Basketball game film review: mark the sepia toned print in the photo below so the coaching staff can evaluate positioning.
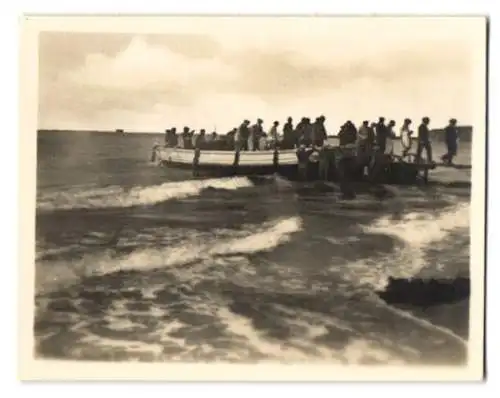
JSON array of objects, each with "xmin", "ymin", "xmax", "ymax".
[{"xmin": 19, "ymin": 16, "xmax": 486, "ymax": 381}]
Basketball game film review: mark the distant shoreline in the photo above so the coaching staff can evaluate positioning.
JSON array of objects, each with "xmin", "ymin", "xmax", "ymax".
[
  {"xmin": 36, "ymin": 129, "xmax": 339, "ymax": 139},
  {"xmin": 37, "ymin": 126, "xmax": 474, "ymax": 142}
]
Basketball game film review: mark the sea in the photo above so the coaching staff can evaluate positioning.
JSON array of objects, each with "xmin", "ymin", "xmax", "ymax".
[{"xmin": 34, "ymin": 131, "xmax": 472, "ymax": 365}]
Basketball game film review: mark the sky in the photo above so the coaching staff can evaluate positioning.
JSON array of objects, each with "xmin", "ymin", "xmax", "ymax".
[{"xmin": 37, "ymin": 16, "xmax": 486, "ymax": 134}]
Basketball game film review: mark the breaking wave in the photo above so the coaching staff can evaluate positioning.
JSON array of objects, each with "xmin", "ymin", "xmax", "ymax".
[
  {"xmin": 333, "ymin": 202, "xmax": 470, "ymax": 291},
  {"xmin": 34, "ymin": 133, "xmax": 473, "ymax": 364},
  {"xmin": 36, "ymin": 177, "xmax": 254, "ymax": 211},
  {"xmin": 35, "ymin": 216, "xmax": 303, "ymax": 295}
]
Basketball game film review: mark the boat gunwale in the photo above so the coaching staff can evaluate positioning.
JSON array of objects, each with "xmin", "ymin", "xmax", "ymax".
[{"xmin": 156, "ymin": 147, "xmax": 299, "ymax": 156}]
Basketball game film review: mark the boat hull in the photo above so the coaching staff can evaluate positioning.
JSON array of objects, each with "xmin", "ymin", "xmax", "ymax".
[
  {"xmin": 154, "ymin": 146, "xmax": 298, "ymax": 177},
  {"xmin": 152, "ymin": 146, "xmax": 435, "ymax": 185},
  {"xmin": 159, "ymin": 159, "xmax": 298, "ymax": 178},
  {"xmin": 156, "ymin": 147, "xmax": 297, "ymax": 166}
]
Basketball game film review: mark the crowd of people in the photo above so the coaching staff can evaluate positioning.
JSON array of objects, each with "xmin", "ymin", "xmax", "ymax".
[{"xmin": 163, "ymin": 115, "xmax": 460, "ymax": 165}]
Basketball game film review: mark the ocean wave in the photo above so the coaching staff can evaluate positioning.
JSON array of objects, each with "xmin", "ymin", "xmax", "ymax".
[
  {"xmin": 213, "ymin": 306, "xmax": 407, "ymax": 364},
  {"xmin": 36, "ymin": 280, "xmax": 466, "ymax": 363},
  {"xmin": 364, "ymin": 202, "xmax": 469, "ymax": 251},
  {"xmin": 35, "ymin": 216, "xmax": 303, "ymax": 295},
  {"xmin": 334, "ymin": 202, "xmax": 470, "ymax": 291},
  {"xmin": 36, "ymin": 177, "xmax": 254, "ymax": 211}
]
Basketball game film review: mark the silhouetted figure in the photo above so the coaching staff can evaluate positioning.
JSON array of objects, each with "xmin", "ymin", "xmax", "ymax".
[
  {"xmin": 387, "ymin": 120, "xmax": 396, "ymax": 137},
  {"xmin": 312, "ymin": 115, "xmax": 327, "ymax": 147},
  {"xmin": 357, "ymin": 120, "xmax": 370, "ymax": 142},
  {"xmin": 369, "ymin": 122, "xmax": 377, "ymax": 138},
  {"xmin": 165, "ymin": 127, "xmax": 178, "ymax": 147},
  {"xmin": 180, "ymin": 127, "xmax": 193, "ymax": 149},
  {"xmin": 205, "ymin": 131, "xmax": 219, "ymax": 149},
  {"xmin": 225, "ymin": 128, "xmax": 237, "ymax": 150},
  {"xmin": 188, "ymin": 130, "xmax": 195, "ymax": 148},
  {"xmin": 235, "ymin": 120, "xmax": 250, "ymax": 151},
  {"xmin": 400, "ymin": 118, "xmax": 413, "ymax": 158},
  {"xmin": 268, "ymin": 121, "xmax": 280, "ymax": 149},
  {"xmin": 177, "ymin": 127, "xmax": 188, "ymax": 149},
  {"xmin": 416, "ymin": 117, "xmax": 433, "ymax": 163},
  {"xmin": 282, "ymin": 117, "xmax": 295, "ymax": 149},
  {"xmin": 249, "ymin": 118, "xmax": 264, "ymax": 151},
  {"xmin": 192, "ymin": 129, "xmax": 206, "ymax": 149},
  {"xmin": 368, "ymin": 118, "xmax": 394, "ymax": 182},
  {"xmin": 190, "ymin": 129, "xmax": 205, "ymax": 176},
  {"xmin": 356, "ymin": 120, "xmax": 373, "ymax": 167},
  {"xmin": 337, "ymin": 121, "xmax": 359, "ymax": 193},
  {"xmin": 296, "ymin": 145, "xmax": 312, "ymax": 181},
  {"xmin": 375, "ymin": 117, "xmax": 388, "ymax": 153},
  {"xmin": 299, "ymin": 118, "xmax": 314, "ymax": 146},
  {"xmin": 386, "ymin": 120, "xmax": 396, "ymax": 155},
  {"xmin": 295, "ymin": 117, "xmax": 307, "ymax": 146},
  {"xmin": 441, "ymin": 118, "xmax": 459, "ymax": 165},
  {"xmin": 338, "ymin": 121, "xmax": 357, "ymax": 146},
  {"xmin": 209, "ymin": 131, "xmax": 217, "ymax": 141}
]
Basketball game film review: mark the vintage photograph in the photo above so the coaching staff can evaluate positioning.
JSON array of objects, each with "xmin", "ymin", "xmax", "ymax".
[{"xmin": 20, "ymin": 15, "xmax": 486, "ymax": 380}]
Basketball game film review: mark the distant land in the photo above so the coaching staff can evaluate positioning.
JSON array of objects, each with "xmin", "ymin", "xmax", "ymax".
[
  {"xmin": 37, "ymin": 129, "xmax": 163, "ymax": 136},
  {"xmin": 37, "ymin": 125, "xmax": 473, "ymax": 142}
]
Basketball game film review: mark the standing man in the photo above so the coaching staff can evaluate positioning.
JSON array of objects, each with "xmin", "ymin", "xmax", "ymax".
[
  {"xmin": 225, "ymin": 128, "xmax": 237, "ymax": 150},
  {"xmin": 249, "ymin": 118, "xmax": 264, "ymax": 151},
  {"xmin": 312, "ymin": 115, "xmax": 328, "ymax": 147},
  {"xmin": 192, "ymin": 129, "xmax": 206, "ymax": 149},
  {"xmin": 181, "ymin": 127, "xmax": 192, "ymax": 149},
  {"xmin": 441, "ymin": 118, "xmax": 459, "ymax": 165},
  {"xmin": 299, "ymin": 118, "xmax": 314, "ymax": 147},
  {"xmin": 295, "ymin": 117, "xmax": 307, "ymax": 146},
  {"xmin": 400, "ymin": 118, "xmax": 413, "ymax": 158},
  {"xmin": 356, "ymin": 120, "xmax": 373, "ymax": 165},
  {"xmin": 416, "ymin": 116, "xmax": 433, "ymax": 163},
  {"xmin": 165, "ymin": 127, "xmax": 178, "ymax": 147},
  {"xmin": 282, "ymin": 117, "xmax": 295, "ymax": 149},
  {"xmin": 236, "ymin": 120, "xmax": 250, "ymax": 151},
  {"xmin": 385, "ymin": 120, "xmax": 396, "ymax": 156},
  {"xmin": 164, "ymin": 128, "xmax": 170, "ymax": 145},
  {"xmin": 375, "ymin": 117, "xmax": 388, "ymax": 153},
  {"xmin": 268, "ymin": 120, "xmax": 280, "ymax": 149}
]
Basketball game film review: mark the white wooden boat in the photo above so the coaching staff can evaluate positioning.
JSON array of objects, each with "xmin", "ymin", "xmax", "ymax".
[
  {"xmin": 151, "ymin": 144, "xmax": 436, "ymax": 184},
  {"xmin": 154, "ymin": 146, "xmax": 298, "ymax": 168}
]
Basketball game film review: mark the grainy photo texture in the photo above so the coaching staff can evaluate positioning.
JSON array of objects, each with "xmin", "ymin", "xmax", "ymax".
[{"xmin": 19, "ymin": 16, "xmax": 486, "ymax": 381}]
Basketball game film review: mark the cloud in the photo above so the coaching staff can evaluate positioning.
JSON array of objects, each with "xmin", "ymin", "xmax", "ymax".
[
  {"xmin": 38, "ymin": 17, "xmax": 484, "ymax": 132},
  {"xmin": 39, "ymin": 36, "xmax": 239, "ymax": 129},
  {"xmin": 62, "ymin": 37, "xmax": 238, "ymax": 92}
]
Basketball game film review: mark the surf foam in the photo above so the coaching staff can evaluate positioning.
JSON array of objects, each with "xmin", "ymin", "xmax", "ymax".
[
  {"xmin": 36, "ymin": 216, "xmax": 303, "ymax": 295},
  {"xmin": 37, "ymin": 177, "xmax": 254, "ymax": 211},
  {"xmin": 335, "ymin": 202, "xmax": 470, "ymax": 291}
]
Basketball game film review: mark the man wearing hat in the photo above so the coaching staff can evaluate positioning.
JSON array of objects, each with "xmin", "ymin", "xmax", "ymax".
[
  {"xmin": 282, "ymin": 117, "xmax": 295, "ymax": 149},
  {"xmin": 312, "ymin": 115, "xmax": 328, "ymax": 147},
  {"xmin": 178, "ymin": 126, "xmax": 191, "ymax": 149},
  {"xmin": 249, "ymin": 118, "xmax": 264, "ymax": 151},
  {"xmin": 295, "ymin": 117, "xmax": 308, "ymax": 146},
  {"xmin": 385, "ymin": 120, "xmax": 397, "ymax": 156},
  {"xmin": 192, "ymin": 128, "xmax": 206, "ymax": 150},
  {"xmin": 165, "ymin": 127, "xmax": 178, "ymax": 148},
  {"xmin": 299, "ymin": 118, "xmax": 314, "ymax": 147},
  {"xmin": 441, "ymin": 118, "xmax": 459, "ymax": 165},
  {"xmin": 236, "ymin": 120, "xmax": 251, "ymax": 151},
  {"xmin": 416, "ymin": 116, "xmax": 433, "ymax": 163},
  {"xmin": 225, "ymin": 128, "xmax": 237, "ymax": 150},
  {"xmin": 355, "ymin": 120, "xmax": 373, "ymax": 174},
  {"xmin": 267, "ymin": 120, "xmax": 280, "ymax": 150}
]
